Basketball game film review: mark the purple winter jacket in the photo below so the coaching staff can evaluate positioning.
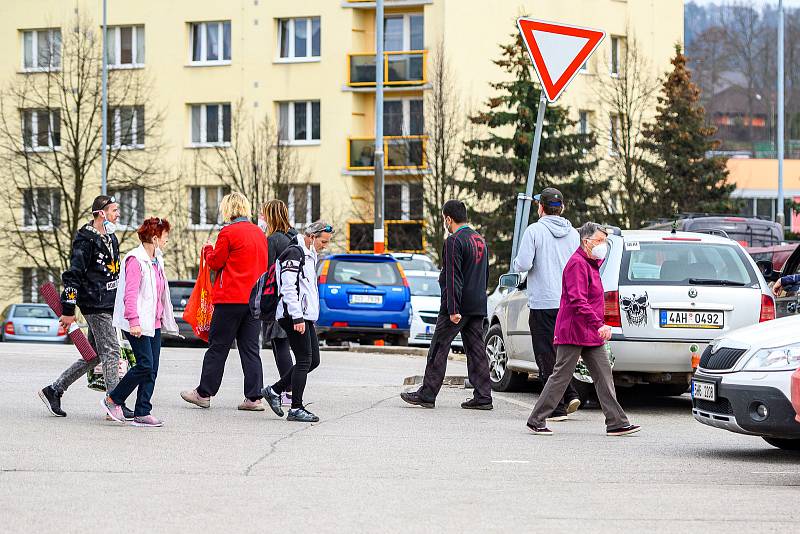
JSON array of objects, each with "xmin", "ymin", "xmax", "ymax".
[{"xmin": 553, "ymin": 247, "xmax": 606, "ymax": 347}]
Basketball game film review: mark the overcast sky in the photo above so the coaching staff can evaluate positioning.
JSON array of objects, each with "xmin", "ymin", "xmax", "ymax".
[{"xmin": 689, "ymin": 0, "xmax": 800, "ymax": 7}]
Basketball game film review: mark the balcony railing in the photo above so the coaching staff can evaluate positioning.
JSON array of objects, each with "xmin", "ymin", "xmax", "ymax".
[
  {"xmin": 348, "ymin": 50, "xmax": 427, "ymax": 87},
  {"xmin": 348, "ymin": 136, "xmax": 427, "ymax": 170}
]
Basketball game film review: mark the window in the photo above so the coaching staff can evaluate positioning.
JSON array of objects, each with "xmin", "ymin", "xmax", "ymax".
[
  {"xmin": 384, "ymin": 99, "xmax": 423, "ymax": 136},
  {"xmin": 22, "ymin": 28, "xmax": 61, "ymax": 71},
  {"xmin": 106, "ymin": 26, "xmax": 144, "ymax": 67},
  {"xmin": 107, "ymin": 106, "xmax": 145, "ymax": 148},
  {"xmin": 190, "ymin": 104, "xmax": 231, "ymax": 145},
  {"xmin": 578, "ymin": 111, "xmax": 590, "ymax": 135},
  {"xmin": 189, "ymin": 186, "xmax": 229, "ymax": 226},
  {"xmin": 191, "ymin": 21, "xmax": 231, "ymax": 64},
  {"xmin": 21, "ymin": 269, "xmax": 54, "ymax": 303},
  {"xmin": 385, "ymin": 182, "xmax": 423, "ymax": 221},
  {"xmin": 278, "ymin": 101, "xmax": 320, "ymax": 143},
  {"xmin": 111, "ymin": 187, "xmax": 145, "ymax": 228},
  {"xmin": 610, "ymin": 113, "xmax": 621, "ymax": 154},
  {"xmin": 384, "ymin": 13, "xmax": 424, "ymax": 51},
  {"xmin": 22, "ymin": 109, "xmax": 60, "ymax": 150},
  {"xmin": 610, "ymin": 36, "xmax": 622, "ymax": 76},
  {"xmin": 287, "ymin": 184, "xmax": 320, "ymax": 228},
  {"xmin": 22, "ymin": 188, "xmax": 61, "ymax": 228},
  {"xmin": 278, "ymin": 17, "xmax": 320, "ymax": 60}
]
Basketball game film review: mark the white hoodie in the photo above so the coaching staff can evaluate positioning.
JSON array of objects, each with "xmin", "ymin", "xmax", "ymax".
[{"xmin": 276, "ymin": 236, "xmax": 320, "ymax": 323}]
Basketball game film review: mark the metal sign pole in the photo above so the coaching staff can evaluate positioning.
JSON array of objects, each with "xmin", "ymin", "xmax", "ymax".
[
  {"xmin": 100, "ymin": 0, "xmax": 109, "ymax": 195},
  {"xmin": 510, "ymin": 92, "xmax": 548, "ymax": 263},
  {"xmin": 777, "ymin": 0, "xmax": 785, "ymax": 229},
  {"xmin": 373, "ymin": 0, "xmax": 385, "ymax": 253}
]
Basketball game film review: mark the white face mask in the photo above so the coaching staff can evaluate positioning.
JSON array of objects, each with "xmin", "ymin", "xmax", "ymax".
[
  {"xmin": 103, "ymin": 219, "xmax": 117, "ymax": 234},
  {"xmin": 590, "ymin": 243, "xmax": 608, "ymax": 260},
  {"xmin": 257, "ymin": 218, "xmax": 267, "ymax": 232}
]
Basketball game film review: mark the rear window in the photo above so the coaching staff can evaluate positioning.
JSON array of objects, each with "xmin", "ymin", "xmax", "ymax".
[
  {"xmin": 13, "ymin": 305, "xmax": 56, "ymax": 319},
  {"xmin": 170, "ymin": 285, "xmax": 194, "ymax": 310},
  {"xmin": 394, "ymin": 257, "xmax": 436, "ymax": 271},
  {"xmin": 621, "ymin": 242, "xmax": 758, "ymax": 286},
  {"xmin": 686, "ymin": 220, "xmax": 781, "ymax": 247},
  {"xmin": 408, "ymin": 276, "xmax": 441, "ymax": 297},
  {"xmin": 329, "ymin": 260, "xmax": 402, "ymax": 286}
]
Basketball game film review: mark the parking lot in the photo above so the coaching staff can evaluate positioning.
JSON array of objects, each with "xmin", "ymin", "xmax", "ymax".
[{"xmin": 1, "ymin": 342, "xmax": 799, "ymax": 533}]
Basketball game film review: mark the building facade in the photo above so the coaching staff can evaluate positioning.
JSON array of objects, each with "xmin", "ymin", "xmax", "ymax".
[{"xmin": 0, "ymin": 0, "xmax": 683, "ymax": 306}]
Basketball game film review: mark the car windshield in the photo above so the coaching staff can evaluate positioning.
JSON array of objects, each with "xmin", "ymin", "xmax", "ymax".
[
  {"xmin": 13, "ymin": 305, "xmax": 56, "ymax": 319},
  {"xmin": 394, "ymin": 257, "xmax": 435, "ymax": 271},
  {"xmin": 408, "ymin": 276, "xmax": 441, "ymax": 297},
  {"xmin": 621, "ymin": 242, "xmax": 758, "ymax": 286},
  {"xmin": 329, "ymin": 261, "xmax": 402, "ymax": 286},
  {"xmin": 170, "ymin": 286, "xmax": 194, "ymax": 310}
]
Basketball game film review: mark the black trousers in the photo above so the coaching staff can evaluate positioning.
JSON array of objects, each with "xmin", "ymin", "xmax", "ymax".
[
  {"xmin": 271, "ymin": 319, "xmax": 320, "ymax": 409},
  {"xmin": 271, "ymin": 337, "xmax": 293, "ymax": 390},
  {"xmin": 419, "ymin": 313, "xmax": 492, "ymax": 403},
  {"xmin": 529, "ymin": 308, "xmax": 578, "ymax": 415},
  {"xmin": 197, "ymin": 304, "xmax": 264, "ymax": 401}
]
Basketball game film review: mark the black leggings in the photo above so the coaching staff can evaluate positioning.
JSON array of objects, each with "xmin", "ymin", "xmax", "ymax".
[
  {"xmin": 271, "ymin": 319, "xmax": 320, "ymax": 409},
  {"xmin": 271, "ymin": 337, "xmax": 293, "ymax": 391}
]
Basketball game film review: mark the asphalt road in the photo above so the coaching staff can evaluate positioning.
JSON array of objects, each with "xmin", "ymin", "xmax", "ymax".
[{"xmin": 1, "ymin": 342, "xmax": 799, "ymax": 533}]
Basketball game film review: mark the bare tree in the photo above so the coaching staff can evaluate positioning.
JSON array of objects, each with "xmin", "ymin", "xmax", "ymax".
[
  {"xmin": 0, "ymin": 15, "xmax": 166, "ymax": 300},
  {"xmin": 689, "ymin": 25, "xmax": 734, "ymax": 122},
  {"xmin": 595, "ymin": 32, "xmax": 660, "ymax": 228}
]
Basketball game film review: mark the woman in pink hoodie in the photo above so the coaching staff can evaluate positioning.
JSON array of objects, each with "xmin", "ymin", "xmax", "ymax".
[
  {"xmin": 102, "ymin": 218, "xmax": 179, "ymax": 427},
  {"xmin": 526, "ymin": 222, "xmax": 640, "ymax": 437}
]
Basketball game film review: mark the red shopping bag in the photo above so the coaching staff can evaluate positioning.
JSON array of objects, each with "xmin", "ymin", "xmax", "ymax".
[{"xmin": 183, "ymin": 253, "xmax": 214, "ymax": 342}]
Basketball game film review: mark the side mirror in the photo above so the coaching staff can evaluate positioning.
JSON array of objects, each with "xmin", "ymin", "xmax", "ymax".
[
  {"xmin": 499, "ymin": 273, "xmax": 522, "ymax": 290},
  {"xmin": 756, "ymin": 260, "xmax": 777, "ymax": 282}
]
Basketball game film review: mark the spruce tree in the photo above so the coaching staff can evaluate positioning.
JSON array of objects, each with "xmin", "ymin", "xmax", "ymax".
[
  {"xmin": 638, "ymin": 45, "xmax": 733, "ymax": 219},
  {"xmin": 462, "ymin": 33, "xmax": 605, "ymax": 279}
]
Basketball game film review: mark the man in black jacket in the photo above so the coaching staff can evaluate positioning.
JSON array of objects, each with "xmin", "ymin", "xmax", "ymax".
[
  {"xmin": 401, "ymin": 200, "xmax": 493, "ymax": 409},
  {"xmin": 38, "ymin": 195, "xmax": 131, "ymax": 419}
]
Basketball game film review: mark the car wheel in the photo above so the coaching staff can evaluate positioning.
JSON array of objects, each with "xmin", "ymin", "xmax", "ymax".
[
  {"xmin": 395, "ymin": 335, "xmax": 408, "ymax": 347},
  {"xmin": 762, "ymin": 437, "xmax": 800, "ymax": 450},
  {"xmin": 485, "ymin": 324, "xmax": 527, "ymax": 392}
]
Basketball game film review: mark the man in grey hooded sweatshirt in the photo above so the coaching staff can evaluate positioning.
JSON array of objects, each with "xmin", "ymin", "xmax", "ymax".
[{"xmin": 513, "ymin": 188, "xmax": 581, "ymax": 420}]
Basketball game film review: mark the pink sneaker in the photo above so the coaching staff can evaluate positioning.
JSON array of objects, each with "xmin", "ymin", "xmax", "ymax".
[
  {"xmin": 101, "ymin": 396, "xmax": 125, "ymax": 423},
  {"xmin": 281, "ymin": 392, "xmax": 292, "ymax": 407},
  {"xmin": 132, "ymin": 415, "xmax": 163, "ymax": 427}
]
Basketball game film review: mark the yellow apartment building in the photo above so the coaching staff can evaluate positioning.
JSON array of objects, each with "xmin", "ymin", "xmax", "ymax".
[{"xmin": 0, "ymin": 0, "xmax": 683, "ymax": 306}]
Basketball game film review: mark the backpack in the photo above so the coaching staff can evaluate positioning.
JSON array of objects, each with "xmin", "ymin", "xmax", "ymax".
[{"xmin": 249, "ymin": 244, "xmax": 304, "ymax": 320}]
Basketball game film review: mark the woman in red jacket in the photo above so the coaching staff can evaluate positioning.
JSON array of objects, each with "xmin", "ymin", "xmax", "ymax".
[{"xmin": 181, "ymin": 192, "xmax": 269, "ymax": 411}]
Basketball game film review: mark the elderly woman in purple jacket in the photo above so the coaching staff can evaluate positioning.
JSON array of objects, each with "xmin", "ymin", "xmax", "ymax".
[{"xmin": 526, "ymin": 222, "xmax": 641, "ymax": 437}]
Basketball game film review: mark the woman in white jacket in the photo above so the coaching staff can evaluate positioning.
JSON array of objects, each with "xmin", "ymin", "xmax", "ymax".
[
  {"xmin": 262, "ymin": 221, "xmax": 333, "ymax": 423},
  {"xmin": 102, "ymin": 218, "xmax": 179, "ymax": 427}
]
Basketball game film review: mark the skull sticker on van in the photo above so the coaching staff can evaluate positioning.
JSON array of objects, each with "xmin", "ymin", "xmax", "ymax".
[{"xmin": 620, "ymin": 293, "xmax": 649, "ymax": 327}]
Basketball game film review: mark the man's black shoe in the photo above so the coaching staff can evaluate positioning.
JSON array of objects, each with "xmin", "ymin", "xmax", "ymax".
[
  {"xmin": 461, "ymin": 397, "xmax": 493, "ymax": 410},
  {"xmin": 38, "ymin": 386, "xmax": 66, "ymax": 417},
  {"xmin": 287, "ymin": 407, "xmax": 319, "ymax": 423},
  {"xmin": 400, "ymin": 391, "xmax": 435, "ymax": 409},
  {"xmin": 261, "ymin": 386, "xmax": 284, "ymax": 417},
  {"xmin": 122, "ymin": 406, "xmax": 135, "ymax": 421}
]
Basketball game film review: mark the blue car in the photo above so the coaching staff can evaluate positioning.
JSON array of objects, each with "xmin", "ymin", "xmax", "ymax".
[
  {"xmin": 0, "ymin": 303, "xmax": 68, "ymax": 343},
  {"xmin": 316, "ymin": 254, "xmax": 411, "ymax": 346}
]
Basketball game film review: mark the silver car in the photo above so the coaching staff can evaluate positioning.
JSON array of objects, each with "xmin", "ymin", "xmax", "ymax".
[
  {"xmin": 486, "ymin": 230, "xmax": 775, "ymax": 394},
  {"xmin": 0, "ymin": 303, "xmax": 67, "ymax": 343}
]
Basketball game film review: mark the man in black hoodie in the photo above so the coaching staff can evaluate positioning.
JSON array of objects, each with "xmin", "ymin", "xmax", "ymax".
[
  {"xmin": 38, "ymin": 195, "xmax": 132, "ymax": 419},
  {"xmin": 401, "ymin": 200, "xmax": 493, "ymax": 410}
]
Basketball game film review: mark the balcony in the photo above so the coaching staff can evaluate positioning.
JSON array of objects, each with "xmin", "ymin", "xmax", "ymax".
[
  {"xmin": 343, "ymin": 0, "xmax": 433, "ymax": 8},
  {"xmin": 348, "ymin": 136, "xmax": 427, "ymax": 170},
  {"xmin": 348, "ymin": 51, "xmax": 427, "ymax": 87}
]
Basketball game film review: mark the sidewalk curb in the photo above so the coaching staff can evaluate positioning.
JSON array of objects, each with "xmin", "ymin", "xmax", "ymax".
[{"xmin": 323, "ymin": 345, "xmax": 467, "ymax": 362}]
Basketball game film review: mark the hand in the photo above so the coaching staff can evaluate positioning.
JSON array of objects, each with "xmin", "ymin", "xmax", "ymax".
[
  {"xmin": 59, "ymin": 315, "xmax": 76, "ymax": 329},
  {"xmin": 130, "ymin": 326, "xmax": 142, "ymax": 338},
  {"xmin": 450, "ymin": 313, "xmax": 462, "ymax": 325},
  {"xmin": 294, "ymin": 322, "xmax": 306, "ymax": 334},
  {"xmin": 773, "ymin": 279, "xmax": 783, "ymax": 295},
  {"xmin": 598, "ymin": 325, "xmax": 612, "ymax": 341}
]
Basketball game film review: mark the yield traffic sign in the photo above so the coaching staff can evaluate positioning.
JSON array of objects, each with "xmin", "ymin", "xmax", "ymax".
[{"xmin": 517, "ymin": 18, "xmax": 606, "ymax": 102}]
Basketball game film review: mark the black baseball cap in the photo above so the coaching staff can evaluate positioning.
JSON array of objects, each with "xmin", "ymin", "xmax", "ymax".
[{"xmin": 533, "ymin": 187, "xmax": 564, "ymax": 207}]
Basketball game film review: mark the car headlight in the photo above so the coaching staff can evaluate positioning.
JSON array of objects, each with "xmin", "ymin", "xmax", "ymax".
[{"xmin": 743, "ymin": 343, "xmax": 800, "ymax": 371}]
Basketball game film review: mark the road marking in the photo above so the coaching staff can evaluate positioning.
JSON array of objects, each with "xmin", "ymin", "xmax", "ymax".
[{"xmin": 491, "ymin": 460, "xmax": 530, "ymax": 464}]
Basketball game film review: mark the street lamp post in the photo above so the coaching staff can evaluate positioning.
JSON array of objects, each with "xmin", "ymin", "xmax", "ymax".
[
  {"xmin": 777, "ymin": 0, "xmax": 785, "ymax": 228},
  {"xmin": 373, "ymin": 0, "xmax": 385, "ymax": 254},
  {"xmin": 100, "ymin": 0, "xmax": 109, "ymax": 196}
]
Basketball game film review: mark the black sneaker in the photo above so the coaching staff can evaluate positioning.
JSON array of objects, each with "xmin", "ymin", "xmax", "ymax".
[
  {"xmin": 461, "ymin": 397, "xmax": 493, "ymax": 410},
  {"xmin": 287, "ymin": 407, "xmax": 319, "ymax": 423},
  {"xmin": 122, "ymin": 405, "xmax": 135, "ymax": 421},
  {"xmin": 607, "ymin": 424, "xmax": 641, "ymax": 436},
  {"xmin": 526, "ymin": 423, "xmax": 553, "ymax": 436},
  {"xmin": 38, "ymin": 386, "xmax": 66, "ymax": 417},
  {"xmin": 261, "ymin": 386, "xmax": 284, "ymax": 417},
  {"xmin": 400, "ymin": 391, "xmax": 435, "ymax": 409}
]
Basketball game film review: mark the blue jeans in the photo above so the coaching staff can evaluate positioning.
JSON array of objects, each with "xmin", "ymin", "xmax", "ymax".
[{"xmin": 110, "ymin": 329, "xmax": 161, "ymax": 417}]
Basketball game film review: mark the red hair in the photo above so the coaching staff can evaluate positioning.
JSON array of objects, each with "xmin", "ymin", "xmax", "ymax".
[{"xmin": 137, "ymin": 217, "xmax": 171, "ymax": 243}]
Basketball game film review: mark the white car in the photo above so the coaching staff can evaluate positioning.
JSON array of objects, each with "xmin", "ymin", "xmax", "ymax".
[
  {"xmin": 405, "ymin": 270, "xmax": 462, "ymax": 348},
  {"xmin": 390, "ymin": 253, "xmax": 437, "ymax": 272},
  {"xmin": 487, "ymin": 230, "xmax": 776, "ymax": 394},
  {"xmin": 692, "ymin": 314, "xmax": 800, "ymax": 450}
]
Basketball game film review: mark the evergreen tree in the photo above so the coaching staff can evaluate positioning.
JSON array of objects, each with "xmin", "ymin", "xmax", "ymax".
[
  {"xmin": 462, "ymin": 33, "xmax": 605, "ymax": 279},
  {"xmin": 638, "ymin": 45, "xmax": 733, "ymax": 219}
]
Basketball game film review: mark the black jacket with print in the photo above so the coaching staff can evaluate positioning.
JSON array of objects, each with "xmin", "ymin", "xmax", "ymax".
[
  {"xmin": 61, "ymin": 223, "xmax": 121, "ymax": 316},
  {"xmin": 439, "ymin": 226, "xmax": 489, "ymax": 316}
]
